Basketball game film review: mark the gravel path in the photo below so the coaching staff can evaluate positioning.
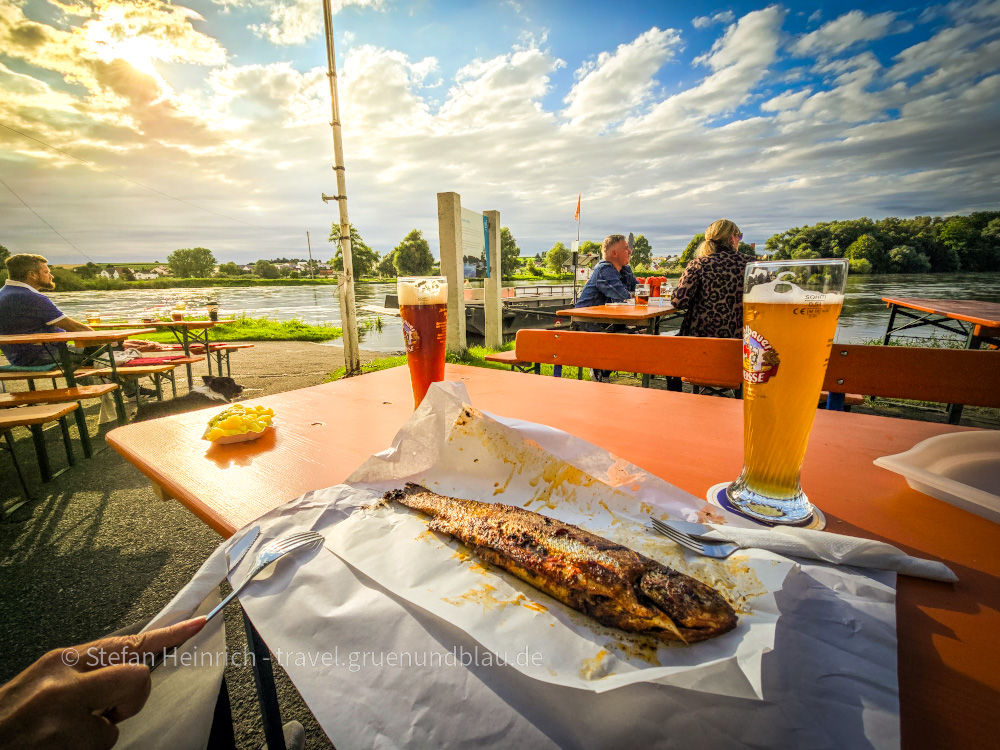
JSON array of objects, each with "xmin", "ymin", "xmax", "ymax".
[{"xmin": 0, "ymin": 341, "xmax": 393, "ymax": 749}]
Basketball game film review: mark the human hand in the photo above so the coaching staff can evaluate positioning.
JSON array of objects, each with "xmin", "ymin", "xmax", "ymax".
[{"xmin": 0, "ymin": 617, "xmax": 206, "ymax": 750}]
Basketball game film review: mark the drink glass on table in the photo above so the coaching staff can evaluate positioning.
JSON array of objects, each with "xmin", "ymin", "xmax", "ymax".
[
  {"xmin": 635, "ymin": 283, "xmax": 650, "ymax": 306},
  {"xmin": 207, "ymin": 300, "xmax": 219, "ymax": 321},
  {"xmin": 86, "ymin": 310, "xmax": 101, "ymax": 325},
  {"xmin": 659, "ymin": 282, "xmax": 671, "ymax": 304},
  {"xmin": 397, "ymin": 276, "xmax": 448, "ymax": 409},
  {"xmin": 725, "ymin": 259, "xmax": 848, "ymax": 524}
]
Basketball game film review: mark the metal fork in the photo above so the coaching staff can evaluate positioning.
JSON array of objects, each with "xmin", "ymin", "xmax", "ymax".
[
  {"xmin": 205, "ymin": 530, "xmax": 325, "ymax": 621},
  {"xmin": 649, "ymin": 518, "xmax": 738, "ymax": 559}
]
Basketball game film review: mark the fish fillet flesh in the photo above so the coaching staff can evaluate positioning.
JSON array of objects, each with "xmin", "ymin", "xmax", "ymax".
[{"xmin": 383, "ymin": 483, "xmax": 737, "ymax": 644}]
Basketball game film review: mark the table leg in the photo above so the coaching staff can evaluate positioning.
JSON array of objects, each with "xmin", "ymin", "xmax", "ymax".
[
  {"xmin": 181, "ymin": 328, "xmax": 195, "ymax": 389},
  {"xmin": 882, "ymin": 305, "xmax": 898, "ymax": 345},
  {"xmin": 242, "ymin": 609, "xmax": 286, "ymax": 750},
  {"xmin": 641, "ymin": 319, "xmax": 656, "ymax": 387},
  {"xmin": 946, "ymin": 332, "xmax": 982, "ymax": 424},
  {"xmin": 58, "ymin": 415, "xmax": 76, "ymax": 466}
]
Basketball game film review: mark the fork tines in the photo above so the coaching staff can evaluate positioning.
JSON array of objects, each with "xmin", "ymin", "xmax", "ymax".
[
  {"xmin": 649, "ymin": 518, "xmax": 705, "ymax": 554},
  {"xmin": 271, "ymin": 531, "xmax": 323, "ymax": 550}
]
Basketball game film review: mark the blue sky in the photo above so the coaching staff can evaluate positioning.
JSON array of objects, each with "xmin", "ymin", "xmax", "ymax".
[{"xmin": 1, "ymin": 0, "xmax": 998, "ymax": 264}]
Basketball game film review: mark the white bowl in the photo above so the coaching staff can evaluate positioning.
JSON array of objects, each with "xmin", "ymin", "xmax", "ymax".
[{"xmin": 874, "ymin": 432, "xmax": 1000, "ymax": 524}]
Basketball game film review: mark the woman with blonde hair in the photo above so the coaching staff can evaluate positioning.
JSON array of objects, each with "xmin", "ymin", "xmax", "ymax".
[{"xmin": 669, "ymin": 218, "xmax": 752, "ymax": 339}]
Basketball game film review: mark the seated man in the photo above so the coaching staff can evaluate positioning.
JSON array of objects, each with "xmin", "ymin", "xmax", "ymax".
[
  {"xmin": 0, "ymin": 253, "xmax": 93, "ymax": 366},
  {"xmin": 574, "ymin": 234, "xmax": 637, "ymax": 382}
]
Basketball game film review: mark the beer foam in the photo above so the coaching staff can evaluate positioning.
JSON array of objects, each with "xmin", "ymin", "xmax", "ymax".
[
  {"xmin": 398, "ymin": 277, "xmax": 448, "ymax": 305},
  {"xmin": 744, "ymin": 277, "xmax": 844, "ymax": 305}
]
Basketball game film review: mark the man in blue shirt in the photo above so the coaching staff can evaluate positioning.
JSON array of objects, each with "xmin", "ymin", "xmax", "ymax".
[
  {"xmin": 574, "ymin": 234, "xmax": 636, "ymax": 382},
  {"xmin": 0, "ymin": 254, "xmax": 93, "ymax": 366},
  {"xmin": 576, "ymin": 234, "xmax": 636, "ymax": 308}
]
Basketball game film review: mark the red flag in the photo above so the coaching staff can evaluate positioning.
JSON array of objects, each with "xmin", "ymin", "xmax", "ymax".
[{"xmin": 574, "ymin": 194, "xmax": 580, "ymax": 222}]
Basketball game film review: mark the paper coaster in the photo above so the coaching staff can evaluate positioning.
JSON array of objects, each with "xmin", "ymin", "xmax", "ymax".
[{"xmin": 706, "ymin": 482, "xmax": 827, "ymax": 530}]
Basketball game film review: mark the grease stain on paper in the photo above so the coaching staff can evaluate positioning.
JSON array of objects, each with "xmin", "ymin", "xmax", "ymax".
[
  {"xmin": 580, "ymin": 649, "xmax": 612, "ymax": 680},
  {"xmin": 443, "ymin": 583, "xmax": 522, "ymax": 613}
]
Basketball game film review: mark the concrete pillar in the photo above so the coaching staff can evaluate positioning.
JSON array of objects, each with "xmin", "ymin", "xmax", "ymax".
[
  {"xmin": 484, "ymin": 210, "xmax": 502, "ymax": 349},
  {"xmin": 437, "ymin": 191, "xmax": 466, "ymax": 353}
]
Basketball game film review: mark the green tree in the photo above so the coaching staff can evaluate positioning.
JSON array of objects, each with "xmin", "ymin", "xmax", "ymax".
[
  {"xmin": 525, "ymin": 259, "xmax": 543, "ymax": 276},
  {"xmin": 393, "ymin": 229, "xmax": 434, "ymax": 276},
  {"xmin": 738, "ymin": 241, "xmax": 757, "ymax": 258},
  {"xmin": 376, "ymin": 251, "xmax": 398, "ymax": 278},
  {"xmin": 217, "ymin": 261, "xmax": 243, "ymax": 276},
  {"xmin": 0, "ymin": 244, "xmax": 10, "ymax": 264},
  {"xmin": 679, "ymin": 234, "xmax": 704, "ymax": 266},
  {"xmin": 631, "ymin": 235, "xmax": 652, "ymax": 268},
  {"xmin": 546, "ymin": 241, "xmax": 570, "ymax": 273},
  {"xmin": 73, "ymin": 261, "xmax": 102, "ymax": 279},
  {"xmin": 500, "ymin": 227, "xmax": 521, "ymax": 276},
  {"xmin": 848, "ymin": 258, "xmax": 873, "ymax": 274},
  {"xmin": 253, "ymin": 260, "xmax": 280, "ymax": 279},
  {"xmin": 845, "ymin": 234, "xmax": 889, "ymax": 273},
  {"xmin": 167, "ymin": 247, "xmax": 216, "ymax": 278},
  {"xmin": 889, "ymin": 245, "xmax": 931, "ymax": 273},
  {"xmin": 329, "ymin": 223, "xmax": 380, "ymax": 278}
]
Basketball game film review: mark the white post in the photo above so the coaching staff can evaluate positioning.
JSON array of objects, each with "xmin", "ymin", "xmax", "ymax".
[
  {"xmin": 484, "ymin": 210, "xmax": 502, "ymax": 349},
  {"xmin": 436, "ymin": 192, "xmax": 466, "ymax": 354}
]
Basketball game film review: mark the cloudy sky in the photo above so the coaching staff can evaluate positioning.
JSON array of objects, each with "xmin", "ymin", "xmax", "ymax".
[{"xmin": 1, "ymin": 0, "xmax": 998, "ymax": 265}]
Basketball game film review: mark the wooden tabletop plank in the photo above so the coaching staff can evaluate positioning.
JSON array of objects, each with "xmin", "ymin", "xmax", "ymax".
[
  {"xmin": 0, "ymin": 328, "xmax": 155, "ymax": 346},
  {"xmin": 556, "ymin": 302, "xmax": 679, "ymax": 321},
  {"xmin": 91, "ymin": 321, "xmax": 219, "ymax": 330},
  {"xmin": 883, "ymin": 297, "xmax": 1000, "ymax": 327},
  {"xmin": 105, "ymin": 364, "xmax": 999, "ymax": 748}
]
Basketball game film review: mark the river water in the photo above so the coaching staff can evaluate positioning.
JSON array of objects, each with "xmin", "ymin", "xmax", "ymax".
[{"xmin": 46, "ymin": 273, "xmax": 1000, "ymax": 353}]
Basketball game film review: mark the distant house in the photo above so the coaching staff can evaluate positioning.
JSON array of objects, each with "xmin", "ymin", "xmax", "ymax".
[
  {"xmin": 99, "ymin": 267, "xmax": 132, "ymax": 279},
  {"xmin": 151, "ymin": 266, "xmax": 172, "ymax": 276},
  {"xmin": 133, "ymin": 272, "xmax": 158, "ymax": 280},
  {"xmin": 317, "ymin": 269, "xmax": 335, "ymax": 277}
]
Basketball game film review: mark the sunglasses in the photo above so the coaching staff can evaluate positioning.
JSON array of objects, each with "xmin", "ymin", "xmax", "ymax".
[{"xmin": 735, "ymin": 233, "xmax": 743, "ymax": 241}]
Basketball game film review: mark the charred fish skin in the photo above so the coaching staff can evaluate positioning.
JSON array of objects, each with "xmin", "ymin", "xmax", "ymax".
[{"xmin": 383, "ymin": 483, "xmax": 737, "ymax": 644}]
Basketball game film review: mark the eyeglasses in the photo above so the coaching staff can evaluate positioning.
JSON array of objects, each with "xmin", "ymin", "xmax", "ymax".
[{"xmin": 735, "ymin": 233, "xmax": 743, "ymax": 241}]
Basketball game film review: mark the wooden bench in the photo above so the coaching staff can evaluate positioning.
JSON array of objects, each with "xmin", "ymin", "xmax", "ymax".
[
  {"xmin": 0, "ymin": 383, "xmax": 118, "ymax": 456},
  {"xmin": 484, "ymin": 350, "xmax": 539, "ymax": 373},
  {"xmin": 2, "ymin": 403, "xmax": 80, "ymax": 504},
  {"xmin": 514, "ymin": 330, "xmax": 1000, "ymax": 418},
  {"xmin": 79, "ymin": 356, "xmax": 205, "ymax": 402}
]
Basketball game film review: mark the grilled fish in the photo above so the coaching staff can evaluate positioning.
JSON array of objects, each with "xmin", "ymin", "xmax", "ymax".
[{"xmin": 384, "ymin": 483, "xmax": 737, "ymax": 644}]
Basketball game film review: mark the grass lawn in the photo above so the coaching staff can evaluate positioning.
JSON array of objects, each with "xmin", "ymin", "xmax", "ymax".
[{"xmin": 135, "ymin": 316, "xmax": 343, "ymax": 342}]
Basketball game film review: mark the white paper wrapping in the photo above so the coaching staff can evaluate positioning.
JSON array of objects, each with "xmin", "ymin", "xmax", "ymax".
[{"xmin": 138, "ymin": 382, "xmax": 901, "ymax": 749}]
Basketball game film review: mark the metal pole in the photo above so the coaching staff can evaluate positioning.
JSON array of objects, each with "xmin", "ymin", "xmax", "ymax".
[
  {"xmin": 321, "ymin": 0, "xmax": 361, "ymax": 377},
  {"xmin": 306, "ymin": 231, "xmax": 314, "ymax": 279}
]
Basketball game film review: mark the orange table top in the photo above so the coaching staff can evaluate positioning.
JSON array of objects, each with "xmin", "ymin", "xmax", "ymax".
[
  {"xmin": 0, "ymin": 328, "xmax": 155, "ymax": 346},
  {"xmin": 883, "ymin": 297, "xmax": 1000, "ymax": 327},
  {"xmin": 556, "ymin": 302, "xmax": 678, "ymax": 321},
  {"xmin": 91, "ymin": 321, "xmax": 219, "ymax": 330},
  {"xmin": 106, "ymin": 364, "xmax": 999, "ymax": 748}
]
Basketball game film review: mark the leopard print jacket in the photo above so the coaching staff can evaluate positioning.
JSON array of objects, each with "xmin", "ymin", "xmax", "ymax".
[{"xmin": 669, "ymin": 247, "xmax": 752, "ymax": 338}]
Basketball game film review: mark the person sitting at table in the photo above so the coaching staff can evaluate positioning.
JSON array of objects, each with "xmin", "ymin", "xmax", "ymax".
[
  {"xmin": 670, "ymin": 219, "xmax": 751, "ymax": 339},
  {"xmin": 0, "ymin": 253, "xmax": 94, "ymax": 366},
  {"xmin": 570, "ymin": 233, "xmax": 637, "ymax": 383}
]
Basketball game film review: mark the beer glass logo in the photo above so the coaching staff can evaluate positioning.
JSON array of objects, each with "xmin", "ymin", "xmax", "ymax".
[
  {"xmin": 743, "ymin": 326, "xmax": 781, "ymax": 384},
  {"xmin": 402, "ymin": 320, "xmax": 419, "ymax": 352}
]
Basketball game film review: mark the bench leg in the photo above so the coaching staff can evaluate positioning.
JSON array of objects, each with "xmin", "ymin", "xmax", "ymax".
[
  {"xmin": 29, "ymin": 424, "xmax": 52, "ymax": 482},
  {"xmin": 155, "ymin": 374, "xmax": 164, "ymax": 400},
  {"xmin": 59, "ymin": 416, "xmax": 76, "ymax": 466},
  {"xmin": 825, "ymin": 393, "xmax": 846, "ymax": 411},
  {"xmin": 3, "ymin": 430, "xmax": 34, "ymax": 513},
  {"xmin": 71, "ymin": 405, "xmax": 93, "ymax": 458}
]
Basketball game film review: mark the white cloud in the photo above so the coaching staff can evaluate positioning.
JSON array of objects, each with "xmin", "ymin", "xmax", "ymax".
[
  {"xmin": 247, "ymin": 0, "xmax": 385, "ymax": 45},
  {"xmin": 791, "ymin": 11, "xmax": 906, "ymax": 57},
  {"xmin": 692, "ymin": 10, "xmax": 734, "ymax": 29},
  {"xmin": 562, "ymin": 27, "xmax": 681, "ymax": 129}
]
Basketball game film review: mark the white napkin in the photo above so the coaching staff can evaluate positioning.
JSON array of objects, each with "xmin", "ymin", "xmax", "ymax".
[{"xmin": 701, "ymin": 524, "xmax": 958, "ymax": 582}]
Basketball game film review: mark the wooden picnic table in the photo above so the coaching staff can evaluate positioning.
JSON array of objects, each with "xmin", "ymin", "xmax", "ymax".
[
  {"xmin": 882, "ymin": 297, "xmax": 1000, "ymax": 422},
  {"xmin": 556, "ymin": 302, "xmax": 682, "ymax": 385},
  {"xmin": 93, "ymin": 320, "xmax": 220, "ymax": 385},
  {"xmin": 105, "ymin": 364, "xmax": 999, "ymax": 749},
  {"xmin": 0, "ymin": 328, "xmax": 155, "ymax": 423}
]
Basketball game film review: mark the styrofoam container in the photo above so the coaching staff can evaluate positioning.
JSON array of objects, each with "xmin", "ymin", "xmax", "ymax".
[{"xmin": 874, "ymin": 432, "xmax": 1000, "ymax": 524}]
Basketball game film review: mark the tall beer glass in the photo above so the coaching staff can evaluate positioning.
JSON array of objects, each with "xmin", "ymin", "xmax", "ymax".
[
  {"xmin": 397, "ymin": 276, "xmax": 448, "ymax": 408},
  {"xmin": 726, "ymin": 259, "xmax": 848, "ymax": 524}
]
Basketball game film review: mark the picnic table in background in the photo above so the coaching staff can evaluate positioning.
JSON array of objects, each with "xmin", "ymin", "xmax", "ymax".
[
  {"xmin": 0, "ymin": 327, "xmax": 154, "ymax": 438},
  {"xmin": 105, "ymin": 363, "xmax": 999, "ymax": 749},
  {"xmin": 881, "ymin": 297, "xmax": 1000, "ymax": 422},
  {"xmin": 93, "ymin": 319, "xmax": 220, "ymax": 386},
  {"xmin": 556, "ymin": 302, "xmax": 683, "ymax": 386}
]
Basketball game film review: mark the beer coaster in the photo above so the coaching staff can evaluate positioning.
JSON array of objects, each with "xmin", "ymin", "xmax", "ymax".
[{"xmin": 706, "ymin": 482, "xmax": 827, "ymax": 530}]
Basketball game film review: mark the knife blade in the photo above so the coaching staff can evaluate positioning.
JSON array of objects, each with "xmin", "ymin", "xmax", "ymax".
[{"xmin": 226, "ymin": 524, "xmax": 261, "ymax": 573}]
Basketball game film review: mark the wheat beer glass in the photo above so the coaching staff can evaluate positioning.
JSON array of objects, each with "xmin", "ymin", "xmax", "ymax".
[
  {"xmin": 726, "ymin": 259, "xmax": 848, "ymax": 524},
  {"xmin": 398, "ymin": 276, "xmax": 448, "ymax": 408}
]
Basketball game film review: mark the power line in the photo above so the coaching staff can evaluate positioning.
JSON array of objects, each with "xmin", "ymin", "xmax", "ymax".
[
  {"xmin": 0, "ymin": 121, "xmax": 281, "ymax": 232},
  {"xmin": 0, "ymin": 175, "xmax": 95, "ymax": 262}
]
